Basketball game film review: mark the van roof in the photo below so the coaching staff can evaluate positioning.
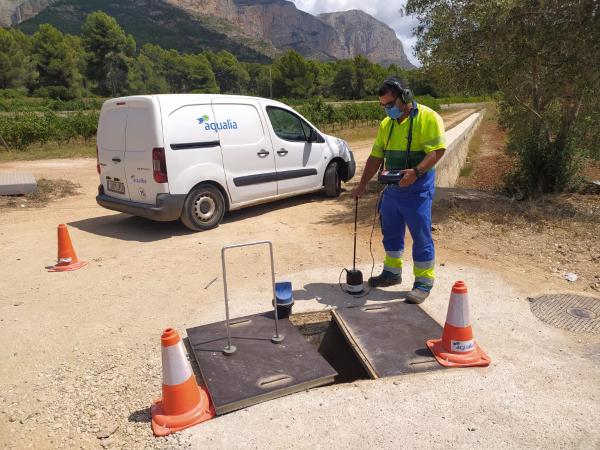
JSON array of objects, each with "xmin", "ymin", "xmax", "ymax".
[{"xmin": 103, "ymin": 94, "xmax": 290, "ymax": 109}]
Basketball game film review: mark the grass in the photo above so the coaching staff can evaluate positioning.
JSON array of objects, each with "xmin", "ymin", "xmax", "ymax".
[{"xmin": 0, "ymin": 140, "xmax": 96, "ymax": 162}]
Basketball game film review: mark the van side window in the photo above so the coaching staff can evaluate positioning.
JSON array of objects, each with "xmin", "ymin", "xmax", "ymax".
[{"xmin": 267, "ymin": 107, "xmax": 309, "ymax": 142}]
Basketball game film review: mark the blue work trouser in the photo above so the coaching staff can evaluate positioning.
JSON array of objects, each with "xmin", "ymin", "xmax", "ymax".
[{"xmin": 379, "ymin": 186, "xmax": 435, "ymax": 291}]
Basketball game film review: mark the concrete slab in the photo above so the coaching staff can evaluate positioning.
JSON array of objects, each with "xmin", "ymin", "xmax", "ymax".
[{"xmin": 0, "ymin": 172, "xmax": 37, "ymax": 195}]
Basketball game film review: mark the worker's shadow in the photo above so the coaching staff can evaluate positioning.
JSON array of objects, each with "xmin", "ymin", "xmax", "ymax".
[{"xmin": 293, "ymin": 282, "xmax": 410, "ymax": 308}]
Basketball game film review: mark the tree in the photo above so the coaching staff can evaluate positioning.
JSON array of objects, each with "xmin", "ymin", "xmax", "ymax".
[
  {"xmin": 353, "ymin": 55, "xmax": 375, "ymax": 99},
  {"xmin": 406, "ymin": 0, "xmax": 600, "ymax": 194},
  {"xmin": 272, "ymin": 50, "xmax": 317, "ymax": 98},
  {"xmin": 183, "ymin": 53, "xmax": 219, "ymax": 93},
  {"xmin": 127, "ymin": 54, "xmax": 169, "ymax": 94},
  {"xmin": 243, "ymin": 62, "xmax": 272, "ymax": 97},
  {"xmin": 138, "ymin": 45, "xmax": 217, "ymax": 93},
  {"xmin": 205, "ymin": 50, "xmax": 250, "ymax": 94},
  {"xmin": 31, "ymin": 24, "xmax": 81, "ymax": 99},
  {"xmin": 331, "ymin": 60, "xmax": 356, "ymax": 99},
  {"xmin": 0, "ymin": 28, "xmax": 36, "ymax": 90},
  {"xmin": 81, "ymin": 12, "xmax": 135, "ymax": 96},
  {"xmin": 314, "ymin": 62, "xmax": 335, "ymax": 98}
]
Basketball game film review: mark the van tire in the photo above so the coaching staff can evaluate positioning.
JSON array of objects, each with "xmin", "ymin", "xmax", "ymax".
[
  {"xmin": 324, "ymin": 162, "xmax": 341, "ymax": 197},
  {"xmin": 180, "ymin": 184, "xmax": 226, "ymax": 231}
]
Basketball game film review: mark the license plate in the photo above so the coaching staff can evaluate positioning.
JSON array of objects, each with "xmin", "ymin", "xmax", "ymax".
[{"xmin": 107, "ymin": 180, "xmax": 125, "ymax": 194}]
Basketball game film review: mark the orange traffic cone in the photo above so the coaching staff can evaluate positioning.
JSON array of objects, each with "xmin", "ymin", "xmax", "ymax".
[
  {"xmin": 48, "ymin": 224, "xmax": 87, "ymax": 272},
  {"xmin": 151, "ymin": 328, "xmax": 215, "ymax": 436},
  {"xmin": 426, "ymin": 281, "xmax": 491, "ymax": 368}
]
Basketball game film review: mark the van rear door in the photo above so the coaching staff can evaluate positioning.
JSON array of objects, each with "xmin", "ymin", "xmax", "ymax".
[
  {"xmin": 123, "ymin": 97, "xmax": 167, "ymax": 204},
  {"xmin": 98, "ymin": 102, "xmax": 129, "ymax": 200}
]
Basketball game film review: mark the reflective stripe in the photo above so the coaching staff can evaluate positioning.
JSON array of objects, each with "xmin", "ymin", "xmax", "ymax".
[
  {"xmin": 386, "ymin": 250, "xmax": 404, "ymax": 259},
  {"xmin": 414, "ymin": 260, "xmax": 435, "ymax": 269},
  {"xmin": 384, "ymin": 255, "xmax": 403, "ymax": 268},
  {"xmin": 161, "ymin": 341, "xmax": 193, "ymax": 386},
  {"xmin": 446, "ymin": 292, "xmax": 471, "ymax": 328},
  {"xmin": 414, "ymin": 266, "xmax": 435, "ymax": 280},
  {"xmin": 383, "ymin": 265, "xmax": 402, "ymax": 275}
]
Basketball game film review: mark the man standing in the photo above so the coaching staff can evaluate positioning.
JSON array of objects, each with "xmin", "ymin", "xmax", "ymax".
[{"xmin": 352, "ymin": 78, "xmax": 446, "ymax": 304}]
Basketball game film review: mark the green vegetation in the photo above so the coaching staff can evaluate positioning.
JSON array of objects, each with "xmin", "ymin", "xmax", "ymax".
[
  {"xmin": 1, "ymin": 11, "xmax": 459, "ymax": 153},
  {"xmin": 0, "ymin": 111, "xmax": 98, "ymax": 150},
  {"xmin": 407, "ymin": 0, "xmax": 599, "ymax": 195}
]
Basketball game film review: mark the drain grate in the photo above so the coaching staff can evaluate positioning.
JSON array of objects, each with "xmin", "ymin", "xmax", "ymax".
[{"xmin": 529, "ymin": 293, "xmax": 600, "ymax": 333}]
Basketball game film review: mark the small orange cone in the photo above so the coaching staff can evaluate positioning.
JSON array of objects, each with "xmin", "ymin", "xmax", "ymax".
[
  {"xmin": 151, "ymin": 328, "xmax": 215, "ymax": 436},
  {"xmin": 48, "ymin": 224, "xmax": 87, "ymax": 272},
  {"xmin": 426, "ymin": 281, "xmax": 491, "ymax": 368}
]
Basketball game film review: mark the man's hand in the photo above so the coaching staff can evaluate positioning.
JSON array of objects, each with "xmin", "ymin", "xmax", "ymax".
[
  {"xmin": 352, "ymin": 183, "xmax": 367, "ymax": 199},
  {"xmin": 398, "ymin": 169, "xmax": 417, "ymax": 187}
]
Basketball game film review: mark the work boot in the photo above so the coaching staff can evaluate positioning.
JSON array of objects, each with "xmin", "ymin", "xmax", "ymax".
[
  {"xmin": 368, "ymin": 270, "xmax": 402, "ymax": 288},
  {"xmin": 405, "ymin": 287, "xmax": 430, "ymax": 304}
]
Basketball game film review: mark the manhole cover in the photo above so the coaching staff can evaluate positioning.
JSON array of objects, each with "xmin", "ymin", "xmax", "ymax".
[{"xmin": 529, "ymin": 293, "xmax": 600, "ymax": 333}]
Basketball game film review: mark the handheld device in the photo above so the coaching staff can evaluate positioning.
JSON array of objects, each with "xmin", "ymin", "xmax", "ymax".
[{"xmin": 377, "ymin": 170, "xmax": 404, "ymax": 185}]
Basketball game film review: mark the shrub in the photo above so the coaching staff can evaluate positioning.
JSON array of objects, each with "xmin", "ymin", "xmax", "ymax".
[{"xmin": 0, "ymin": 111, "xmax": 99, "ymax": 150}]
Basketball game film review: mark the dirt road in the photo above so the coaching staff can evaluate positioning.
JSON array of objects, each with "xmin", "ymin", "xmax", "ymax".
[{"xmin": 1, "ymin": 111, "xmax": 598, "ymax": 449}]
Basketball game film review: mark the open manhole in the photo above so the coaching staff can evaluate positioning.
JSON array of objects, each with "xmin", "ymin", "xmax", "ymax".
[
  {"xmin": 529, "ymin": 293, "xmax": 600, "ymax": 333},
  {"xmin": 290, "ymin": 311, "xmax": 369, "ymax": 383},
  {"xmin": 185, "ymin": 304, "xmax": 445, "ymax": 415}
]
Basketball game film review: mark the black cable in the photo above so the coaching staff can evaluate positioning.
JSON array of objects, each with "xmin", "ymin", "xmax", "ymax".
[{"xmin": 338, "ymin": 189, "xmax": 384, "ymax": 298}]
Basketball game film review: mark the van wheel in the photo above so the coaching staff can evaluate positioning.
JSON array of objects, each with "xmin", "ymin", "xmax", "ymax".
[
  {"xmin": 324, "ymin": 162, "xmax": 341, "ymax": 197},
  {"xmin": 180, "ymin": 184, "xmax": 226, "ymax": 231}
]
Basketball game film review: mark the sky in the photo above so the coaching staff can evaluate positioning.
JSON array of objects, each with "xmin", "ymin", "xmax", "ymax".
[{"xmin": 292, "ymin": 0, "xmax": 421, "ymax": 66}]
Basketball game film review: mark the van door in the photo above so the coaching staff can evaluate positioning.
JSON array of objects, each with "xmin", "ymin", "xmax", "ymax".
[
  {"xmin": 212, "ymin": 100, "xmax": 277, "ymax": 204},
  {"xmin": 123, "ymin": 98, "xmax": 167, "ymax": 204},
  {"xmin": 98, "ymin": 103, "xmax": 129, "ymax": 200},
  {"xmin": 264, "ymin": 105, "xmax": 323, "ymax": 195}
]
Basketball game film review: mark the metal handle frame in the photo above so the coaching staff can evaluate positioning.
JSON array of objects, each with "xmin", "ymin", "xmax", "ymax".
[{"xmin": 221, "ymin": 240, "xmax": 284, "ymax": 356}]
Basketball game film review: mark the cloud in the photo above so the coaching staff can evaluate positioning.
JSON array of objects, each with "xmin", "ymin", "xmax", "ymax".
[{"xmin": 293, "ymin": 0, "xmax": 421, "ymax": 66}]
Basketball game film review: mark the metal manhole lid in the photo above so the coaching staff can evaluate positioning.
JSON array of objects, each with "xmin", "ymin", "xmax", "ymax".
[{"xmin": 529, "ymin": 293, "xmax": 600, "ymax": 333}]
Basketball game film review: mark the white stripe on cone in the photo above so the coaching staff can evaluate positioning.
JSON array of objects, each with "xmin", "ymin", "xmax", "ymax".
[
  {"xmin": 451, "ymin": 339, "xmax": 475, "ymax": 353},
  {"xmin": 161, "ymin": 341, "xmax": 193, "ymax": 386},
  {"xmin": 445, "ymin": 292, "xmax": 471, "ymax": 328}
]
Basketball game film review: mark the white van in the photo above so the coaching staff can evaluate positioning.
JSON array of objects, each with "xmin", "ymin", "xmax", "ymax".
[{"xmin": 95, "ymin": 94, "xmax": 355, "ymax": 231}]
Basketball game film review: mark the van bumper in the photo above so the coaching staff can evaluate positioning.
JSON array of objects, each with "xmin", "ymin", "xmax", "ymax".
[
  {"xmin": 342, "ymin": 150, "xmax": 356, "ymax": 182},
  {"xmin": 96, "ymin": 185, "xmax": 185, "ymax": 221}
]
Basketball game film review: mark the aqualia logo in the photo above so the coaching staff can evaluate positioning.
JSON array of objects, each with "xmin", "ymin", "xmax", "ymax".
[
  {"xmin": 196, "ymin": 114, "xmax": 209, "ymax": 125},
  {"xmin": 196, "ymin": 115, "xmax": 238, "ymax": 133}
]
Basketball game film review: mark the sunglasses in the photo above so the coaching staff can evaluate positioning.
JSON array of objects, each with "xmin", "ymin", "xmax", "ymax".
[{"xmin": 380, "ymin": 96, "xmax": 398, "ymax": 109}]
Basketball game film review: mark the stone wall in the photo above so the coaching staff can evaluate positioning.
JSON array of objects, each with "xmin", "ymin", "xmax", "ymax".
[{"xmin": 435, "ymin": 112, "xmax": 484, "ymax": 188}]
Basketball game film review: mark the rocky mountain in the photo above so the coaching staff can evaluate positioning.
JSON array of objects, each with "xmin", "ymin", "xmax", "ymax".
[
  {"xmin": 4, "ymin": 0, "xmax": 414, "ymax": 67},
  {"xmin": 167, "ymin": 0, "xmax": 414, "ymax": 67},
  {"xmin": 319, "ymin": 10, "xmax": 413, "ymax": 68}
]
